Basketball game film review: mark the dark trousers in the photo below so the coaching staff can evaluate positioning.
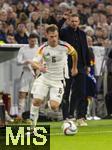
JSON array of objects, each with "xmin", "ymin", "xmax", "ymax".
[
  {"xmin": 62, "ymin": 73, "xmax": 88, "ymax": 120},
  {"xmin": 62, "ymin": 77, "xmax": 73, "ymax": 120},
  {"xmin": 105, "ymin": 92, "xmax": 112, "ymax": 115},
  {"xmin": 70, "ymin": 73, "xmax": 87, "ymax": 119}
]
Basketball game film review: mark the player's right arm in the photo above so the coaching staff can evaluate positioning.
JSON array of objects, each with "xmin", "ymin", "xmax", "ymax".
[
  {"xmin": 31, "ymin": 45, "xmax": 47, "ymax": 73},
  {"xmin": 17, "ymin": 47, "xmax": 25, "ymax": 65},
  {"xmin": 17, "ymin": 47, "xmax": 32, "ymax": 65}
]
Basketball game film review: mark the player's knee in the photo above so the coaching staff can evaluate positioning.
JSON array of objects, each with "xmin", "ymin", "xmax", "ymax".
[
  {"xmin": 33, "ymin": 99, "xmax": 43, "ymax": 107},
  {"xmin": 19, "ymin": 92, "xmax": 27, "ymax": 99},
  {"xmin": 50, "ymin": 101, "xmax": 60, "ymax": 111}
]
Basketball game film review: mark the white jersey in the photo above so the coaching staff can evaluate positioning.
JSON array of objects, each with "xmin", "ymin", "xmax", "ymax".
[
  {"xmin": 17, "ymin": 45, "xmax": 38, "ymax": 92},
  {"xmin": 17, "ymin": 45, "xmax": 38, "ymax": 72},
  {"xmin": 33, "ymin": 41, "xmax": 75, "ymax": 81}
]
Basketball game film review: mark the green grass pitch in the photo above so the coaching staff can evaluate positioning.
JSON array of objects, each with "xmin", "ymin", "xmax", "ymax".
[{"xmin": 50, "ymin": 120, "xmax": 112, "ymax": 150}]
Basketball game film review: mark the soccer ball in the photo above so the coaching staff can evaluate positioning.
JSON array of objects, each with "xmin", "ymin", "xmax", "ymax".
[{"xmin": 62, "ymin": 120, "xmax": 78, "ymax": 135}]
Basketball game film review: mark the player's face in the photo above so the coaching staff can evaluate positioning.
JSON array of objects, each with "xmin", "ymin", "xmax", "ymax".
[
  {"xmin": 70, "ymin": 16, "xmax": 80, "ymax": 29},
  {"xmin": 28, "ymin": 38, "xmax": 37, "ymax": 48},
  {"xmin": 46, "ymin": 31, "xmax": 59, "ymax": 47}
]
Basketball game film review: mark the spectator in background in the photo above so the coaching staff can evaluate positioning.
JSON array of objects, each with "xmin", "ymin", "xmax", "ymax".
[
  {"xmin": 0, "ymin": 0, "xmax": 111, "ymax": 48},
  {"xmin": 14, "ymin": 23, "xmax": 28, "ymax": 44},
  {"xmin": 58, "ymin": 9, "xmax": 71, "ymax": 30},
  {"xmin": 11, "ymin": 3, "xmax": 17, "ymax": 13},
  {"xmin": 25, "ymin": 2, "xmax": 36, "ymax": 17},
  {"xmin": 0, "ymin": 21, "xmax": 7, "ymax": 43},
  {"xmin": 106, "ymin": 5, "xmax": 112, "ymax": 16},
  {"xmin": 76, "ymin": 4, "xmax": 88, "ymax": 24},
  {"xmin": 83, "ymin": 4, "xmax": 92, "ymax": 18},
  {"xmin": 87, "ymin": 16, "xmax": 95, "ymax": 28},
  {"xmin": 17, "ymin": 12, "xmax": 29, "ymax": 25},
  {"xmin": 26, "ymin": 22, "xmax": 37, "ymax": 36},
  {"xmin": 35, "ymin": 23, "xmax": 47, "ymax": 44},
  {"xmin": 6, "ymin": 7, "xmax": 17, "ymax": 26},
  {"xmin": 97, "ymin": 2, "xmax": 105, "ymax": 12},
  {"xmin": 0, "ymin": 0, "xmax": 4, "ymax": 9},
  {"xmin": 57, "ymin": 1, "xmax": 72, "ymax": 29},
  {"xmin": 0, "ymin": 9, "xmax": 8, "ymax": 22},
  {"xmin": 16, "ymin": 1, "xmax": 25, "ymax": 17},
  {"xmin": 30, "ymin": 11, "xmax": 40, "ymax": 26},
  {"xmin": 7, "ymin": 24, "xmax": 15, "ymax": 35},
  {"xmin": 94, "ymin": 26, "xmax": 103, "ymax": 46},
  {"xmin": 84, "ymin": 26, "xmax": 94, "ymax": 38},
  {"xmin": 6, "ymin": 34, "xmax": 17, "ymax": 44},
  {"xmin": 38, "ymin": 8, "xmax": 57, "ymax": 25}
]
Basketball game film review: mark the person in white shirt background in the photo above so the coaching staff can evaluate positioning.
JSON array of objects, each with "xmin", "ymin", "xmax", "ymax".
[{"xmin": 16, "ymin": 33, "xmax": 38, "ymax": 120}]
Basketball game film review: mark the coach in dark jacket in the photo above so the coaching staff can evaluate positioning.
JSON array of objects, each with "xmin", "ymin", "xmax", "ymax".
[{"xmin": 60, "ymin": 14, "xmax": 90, "ymax": 125}]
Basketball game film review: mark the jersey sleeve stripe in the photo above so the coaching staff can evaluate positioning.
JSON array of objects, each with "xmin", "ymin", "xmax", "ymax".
[
  {"xmin": 59, "ymin": 43, "xmax": 75, "ymax": 54},
  {"xmin": 36, "ymin": 43, "xmax": 48, "ymax": 55}
]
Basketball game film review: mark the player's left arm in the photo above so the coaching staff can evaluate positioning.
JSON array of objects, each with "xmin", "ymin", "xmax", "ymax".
[{"xmin": 66, "ymin": 43, "xmax": 78, "ymax": 76}]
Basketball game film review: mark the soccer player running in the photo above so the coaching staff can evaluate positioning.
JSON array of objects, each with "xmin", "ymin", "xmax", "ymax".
[{"xmin": 30, "ymin": 24, "xmax": 78, "ymax": 128}]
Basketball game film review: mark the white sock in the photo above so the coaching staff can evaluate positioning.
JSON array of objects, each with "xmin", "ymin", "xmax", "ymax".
[
  {"xmin": 0, "ymin": 99, "xmax": 3, "ymax": 103},
  {"xmin": 30, "ymin": 104, "xmax": 39, "ymax": 127},
  {"xmin": 47, "ymin": 101, "xmax": 52, "ymax": 110},
  {"xmin": 18, "ymin": 99, "xmax": 25, "ymax": 117}
]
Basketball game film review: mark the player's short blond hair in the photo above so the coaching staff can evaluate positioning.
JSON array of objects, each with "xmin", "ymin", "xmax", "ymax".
[{"xmin": 46, "ymin": 24, "xmax": 58, "ymax": 33}]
